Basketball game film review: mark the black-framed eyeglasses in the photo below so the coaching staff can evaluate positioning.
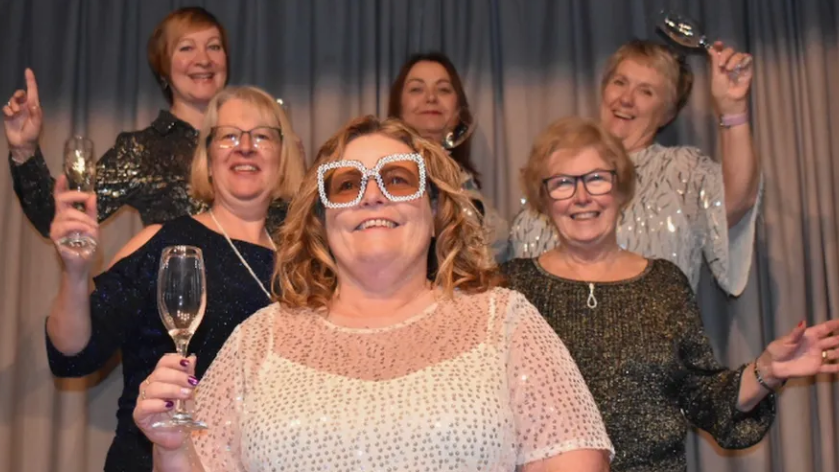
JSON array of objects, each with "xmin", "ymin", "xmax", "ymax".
[
  {"xmin": 542, "ymin": 170, "xmax": 617, "ymax": 201},
  {"xmin": 210, "ymin": 126, "xmax": 283, "ymax": 150}
]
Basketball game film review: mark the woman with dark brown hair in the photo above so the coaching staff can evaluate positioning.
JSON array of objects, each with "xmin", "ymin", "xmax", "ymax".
[
  {"xmin": 4, "ymin": 7, "xmax": 288, "ymax": 235},
  {"xmin": 388, "ymin": 52, "xmax": 509, "ymax": 260}
]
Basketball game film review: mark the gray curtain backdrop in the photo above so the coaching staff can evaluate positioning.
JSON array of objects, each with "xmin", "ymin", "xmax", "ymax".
[{"xmin": 0, "ymin": 1, "xmax": 837, "ymax": 471}]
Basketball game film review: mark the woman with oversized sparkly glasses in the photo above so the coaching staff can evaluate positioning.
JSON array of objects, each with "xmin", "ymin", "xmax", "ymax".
[{"xmin": 135, "ymin": 115, "xmax": 614, "ymax": 472}]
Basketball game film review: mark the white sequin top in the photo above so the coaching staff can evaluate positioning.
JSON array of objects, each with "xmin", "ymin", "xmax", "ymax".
[
  {"xmin": 191, "ymin": 287, "xmax": 613, "ymax": 471},
  {"xmin": 507, "ymin": 144, "xmax": 760, "ymax": 296}
]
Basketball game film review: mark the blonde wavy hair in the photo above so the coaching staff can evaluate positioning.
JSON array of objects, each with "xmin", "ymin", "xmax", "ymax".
[
  {"xmin": 190, "ymin": 86, "xmax": 305, "ymax": 204},
  {"xmin": 273, "ymin": 115, "xmax": 500, "ymax": 310}
]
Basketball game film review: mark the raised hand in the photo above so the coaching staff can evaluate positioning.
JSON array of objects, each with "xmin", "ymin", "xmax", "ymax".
[
  {"xmin": 708, "ymin": 41, "xmax": 753, "ymax": 115},
  {"xmin": 49, "ymin": 175, "xmax": 99, "ymax": 271},
  {"xmin": 763, "ymin": 318, "xmax": 839, "ymax": 380},
  {"xmin": 2, "ymin": 68, "xmax": 43, "ymax": 159}
]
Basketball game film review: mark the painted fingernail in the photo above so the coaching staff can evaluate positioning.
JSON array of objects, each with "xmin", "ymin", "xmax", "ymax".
[
  {"xmin": 165, "ymin": 400, "xmax": 174, "ymax": 408},
  {"xmin": 179, "ymin": 359, "xmax": 189, "ymax": 367},
  {"xmin": 188, "ymin": 376, "xmax": 199, "ymax": 386},
  {"xmin": 798, "ymin": 320, "xmax": 805, "ymax": 328}
]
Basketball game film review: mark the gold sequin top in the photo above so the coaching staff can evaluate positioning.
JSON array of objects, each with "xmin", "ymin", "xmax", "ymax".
[
  {"xmin": 191, "ymin": 288, "xmax": 614, "ymax": 471},
  {"xmin": 9, "ymin": 110, "xmax": 287, "ymax": 236},
  {"xmin": 501, "ymin": 257, "xmax": 775, "ymax": 472}
]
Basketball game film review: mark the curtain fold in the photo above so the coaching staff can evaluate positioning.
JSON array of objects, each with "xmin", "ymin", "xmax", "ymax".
[{"xmin": 0, "ymin": 1, "xmax": 836, "ymax": 470}]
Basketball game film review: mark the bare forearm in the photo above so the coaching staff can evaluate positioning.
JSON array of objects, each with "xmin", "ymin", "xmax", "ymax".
[
  {"xmin": 720, "ymin": 123, "xmax": 760, "ymax": 227},
  {"xmin": 46, "ymin": 271, "xmax": 92, "ymax": 355},
  {"xmin": 153, "ymin": 442, "xmax": 204, "ymax": 472}
]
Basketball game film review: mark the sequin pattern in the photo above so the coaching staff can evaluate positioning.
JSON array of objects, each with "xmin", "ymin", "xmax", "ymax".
[
  {"xmin": 9, "ymin": 110, "xmax": 288, "ymax": 236},
  {"xmin": 191, "ymin": 288, "xmax": 614, "ymax": 471},
  {"xmin": 45, "ymin": 216, "xmax": 276, "ymax": 472},
  {"xmin": 507, "ymin": 144, "xmax": 757, "ymax": 294},
  {"xmin": 501, "ymin": 258, "xmax": 775, "ymax": 472}
]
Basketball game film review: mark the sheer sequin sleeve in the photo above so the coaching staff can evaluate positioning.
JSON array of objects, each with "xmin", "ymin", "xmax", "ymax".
[
  {"xmin": 192, "ymin": 317, "xmax": 256, "ymax": 472},
  {"xmin": 667, "ymin": 268, "xmax": 775, "ymax": 448},
  {"xmin": 692, "ymin": 148, "xmax": 759, "ymax": 296},
  {"xmin": 507, "ymin": 206, "xmax": 558, "ymax": 259},
  {"xmin": 504, "ymin": 291, "xmax": 614, "ymax": 464},
  {"xmin": 45, "ymin": 248, "xmax": 153, "ymax": 377}
]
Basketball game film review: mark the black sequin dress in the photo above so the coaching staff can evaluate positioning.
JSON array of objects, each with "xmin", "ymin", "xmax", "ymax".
[
  {"xmin": 45, "ymin": 216, "xmax": 275, "ymax": 472},
  {"xmin": 501, "ymin": 258, "xmax": 775, "ymax": 472},
  {"xmin": 9, "ymin": 110, "xmax": 288, "ymax": 236}
]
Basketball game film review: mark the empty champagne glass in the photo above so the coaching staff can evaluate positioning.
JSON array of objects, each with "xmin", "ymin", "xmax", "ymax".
[
  {"xmin": 152, "ymin": 245, "xmax": 208, "ymax": 430},
  {"xmin": 656, "ymin": 10, "xmax": 752, "ymax": 81},
  {"xmin": 59, "ymin": 136, "xmax": 97, "ymax": 255}
]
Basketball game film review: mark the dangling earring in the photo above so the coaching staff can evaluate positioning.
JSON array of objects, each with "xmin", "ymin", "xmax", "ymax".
[{"xmin": 160, "ymin": 76, "xmax": 169, "ymax": 90}]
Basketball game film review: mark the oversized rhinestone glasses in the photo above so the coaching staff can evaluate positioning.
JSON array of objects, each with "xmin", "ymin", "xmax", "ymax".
[{"xmin": 317, "ymin": 153, "xmax": 427, "ymax": 208}]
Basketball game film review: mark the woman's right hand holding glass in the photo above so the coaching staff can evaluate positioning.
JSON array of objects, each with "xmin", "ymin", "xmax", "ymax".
[
  {"xmin": 50, "ymin": 175, "xmax": 99, "ymax": 269},
  {"xmin": 2, "ymin": 68, "xmax": 43, "ymax": 162},
  {"xmin": 133, "ymin": 354, "xmax": 199, "ymax": 452}
]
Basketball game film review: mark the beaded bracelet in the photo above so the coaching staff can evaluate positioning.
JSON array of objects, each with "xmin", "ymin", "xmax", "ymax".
[{"xmin": 754, "ymin": 359, "xmax": 786, "ymax": 392}]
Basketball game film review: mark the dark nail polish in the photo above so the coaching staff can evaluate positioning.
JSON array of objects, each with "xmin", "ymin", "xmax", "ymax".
[
  {"xmin": 188, "ymin": 376, "xmax": 199, "ymax": 386},
  {"xmin": 165, "ymin": 400, "xmax": 174, "ymax": 408},
  {"xmin": 179, "ymin": 359, "xmax": 189, "ymax": 367}
]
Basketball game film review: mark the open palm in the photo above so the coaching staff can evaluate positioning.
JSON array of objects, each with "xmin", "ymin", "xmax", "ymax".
[{"xmin": 767, "ymin": 319, "xmax": 839, "ymax": 379}]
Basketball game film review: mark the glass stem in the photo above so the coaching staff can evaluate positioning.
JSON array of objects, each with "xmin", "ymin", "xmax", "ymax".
[{"xmin": 174, "ymin": 337, "xmax": 191, "ymax": 415}]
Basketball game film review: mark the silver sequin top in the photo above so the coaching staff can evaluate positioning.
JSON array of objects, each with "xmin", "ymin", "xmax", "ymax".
[
  {"xmin": 192, "ymin": 288, "xmax": 614, "ymax": 471},
  {"xmin": 507, "ymin": 144, "xmax": 759, "ymax": 295}
]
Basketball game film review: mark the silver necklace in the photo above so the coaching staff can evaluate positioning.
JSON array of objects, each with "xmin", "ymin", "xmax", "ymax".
[{"xmin": 208, "ymin": 209, "xmax": 276, "ymax": 300}]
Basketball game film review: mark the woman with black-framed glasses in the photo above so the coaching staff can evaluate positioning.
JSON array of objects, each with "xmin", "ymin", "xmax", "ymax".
[
  {"xmin": 44, "ymin": 86, "xmax": 305, "ymax": 471},
  {"xmin": 501, "ymin": 116, "xmax": 839, "ymax": 472}
]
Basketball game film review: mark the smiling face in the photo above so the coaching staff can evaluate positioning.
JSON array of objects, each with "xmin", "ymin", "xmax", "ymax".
[
  {"xmin": 599, "ymin": 58, "xmax": 673, "ymax": 153},
  {"xmin": 324, "ymin": 133, "xmax": 434, "ymax": 271},
  {"xmin": 168, "ymin": 27, "xmax": 227, "ymax": 108},
  {"xmin": 399, "ymin": 61, "xmax": 460, "ymax": 143},
  {"xmin": 208, "ymin": 98, "xmax": 282, "ymax": 210},
  {"xmin": 545, "ymin": 146, "xmax": 622, "ymax": 251}
]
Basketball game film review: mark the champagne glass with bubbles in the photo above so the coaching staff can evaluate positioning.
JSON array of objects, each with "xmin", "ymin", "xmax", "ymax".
[
  {"xmin": 152, "ymin": 245, "xmax": 208, "ymax": 430},
  {"xmin": 59, "ymin": 136, "xmax": 97, "ymax": 254}
]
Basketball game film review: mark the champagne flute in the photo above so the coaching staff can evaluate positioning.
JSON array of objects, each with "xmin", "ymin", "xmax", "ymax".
[
  {"xmin": 655, "ymin": 10, "xmax": 752, "ymax": 81},
  {"xmin": 58, "ymin": 136, "xmax": 97, "ymax": 254},
  {"xmin": 152, "ymin": 245, "xmax": 208, "ymax": 430},
  {"xmin": 442, "ymin": 112, "xmax": 476, "ymax": 151}
]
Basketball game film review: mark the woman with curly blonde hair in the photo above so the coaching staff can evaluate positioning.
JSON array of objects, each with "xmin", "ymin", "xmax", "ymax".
[{"xmin": 135, "ymin": 116, "xmax": 614, "ymax": 472}]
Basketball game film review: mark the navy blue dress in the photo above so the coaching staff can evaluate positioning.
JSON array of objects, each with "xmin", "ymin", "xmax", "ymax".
[{"xmin": 46, "ymin": 215, "xmax": 276, "ymax": 472}]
